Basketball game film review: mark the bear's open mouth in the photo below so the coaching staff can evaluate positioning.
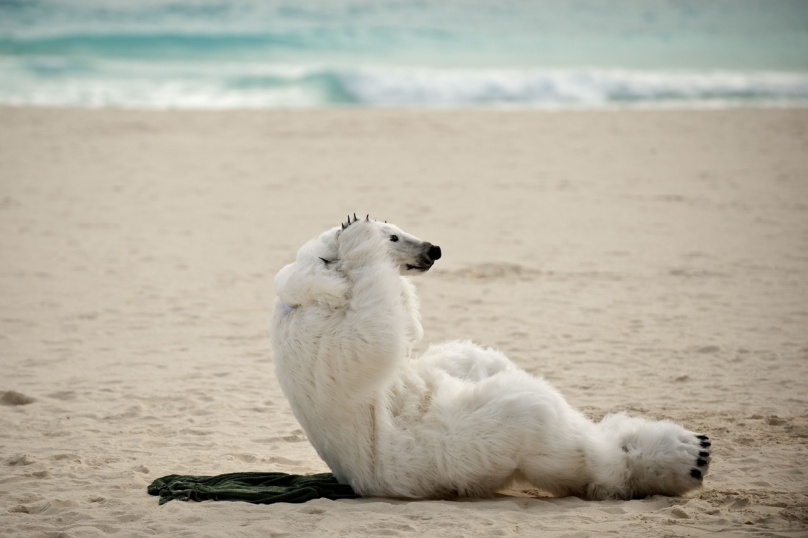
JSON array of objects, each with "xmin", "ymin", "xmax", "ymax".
[{"xmin": 406, "ymin": 264, "xmax": 431, "ymax": 272}]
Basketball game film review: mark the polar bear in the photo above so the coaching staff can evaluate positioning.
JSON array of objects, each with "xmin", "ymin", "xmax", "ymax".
[{"xmin": 269, "ymin": 215, "xmax": 711, "ymax": 499}]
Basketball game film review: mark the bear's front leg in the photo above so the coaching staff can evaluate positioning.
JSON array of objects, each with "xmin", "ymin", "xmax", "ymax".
[{"xmin": 321, "ymin": 216, "xmax": 409, "ymax": 397}]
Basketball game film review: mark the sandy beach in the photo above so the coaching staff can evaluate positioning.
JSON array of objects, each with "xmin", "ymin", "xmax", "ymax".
[{"xmin": 1, "ymin": 106, "xmax": 807, "ymax": 537}]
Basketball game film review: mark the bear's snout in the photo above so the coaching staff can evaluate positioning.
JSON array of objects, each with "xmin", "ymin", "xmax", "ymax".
[{"xmin": 427, "ymin": 245, "xmax": 442, "ymax": 261}]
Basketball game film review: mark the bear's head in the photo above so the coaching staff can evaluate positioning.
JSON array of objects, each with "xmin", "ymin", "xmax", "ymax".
[
  {"xmin": 313, "ymin": 214, "xmax": 441, "ymax": 275},
  {"xmin": 275, "ymin": 216, "xmax": 441, "ymax": 309}
]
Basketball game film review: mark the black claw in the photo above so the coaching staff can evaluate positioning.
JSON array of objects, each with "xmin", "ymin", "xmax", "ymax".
[
  {"xmin": 697, "ymin": 458, "xmax": 708, "ymax": 467},
  {"xmin": 353, "ymin": 213, "xmax": 357, "ymax": 222},
  {"xmin": 690, "ymin": 469, "xmax": 702, "ymax": 479},
  {"xmin": 366, "ymin": 214, "xmax": 369, "ymax": 221},
  {"xmin": 699, "ymin": 451, "xmax": 710, "ymax": 458},
  {"xmin": 700, "ymin": 441, "xmax": 711, "ymax": 448},
  {"xmin": 696, "ymin": 435, "xmax": 709, "ymax": 440}
]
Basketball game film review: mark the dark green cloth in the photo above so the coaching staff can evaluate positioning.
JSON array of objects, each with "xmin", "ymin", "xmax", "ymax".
[{"xmin": 148, "ymin": 472, "xmax": 360, "ymax": 505}]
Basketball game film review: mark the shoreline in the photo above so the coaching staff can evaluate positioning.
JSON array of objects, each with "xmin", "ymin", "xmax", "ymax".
[{"xmin": 3, "ymin": 101, "xmax": 808, "ymax": 112}]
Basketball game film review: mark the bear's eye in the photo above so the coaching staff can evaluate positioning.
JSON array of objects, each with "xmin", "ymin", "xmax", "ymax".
[{"xmin": 390, "ymin": 235, "xmax": 399, "ymax": 242}]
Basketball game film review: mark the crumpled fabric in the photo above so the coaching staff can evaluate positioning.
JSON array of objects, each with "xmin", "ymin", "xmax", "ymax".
[{"xmin": 148, "ymin": 472, "xmax": 359, "ymax": 505}]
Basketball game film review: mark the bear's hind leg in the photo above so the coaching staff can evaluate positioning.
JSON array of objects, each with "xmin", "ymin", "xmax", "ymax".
[
  {"xmin": 515, "ymin": 404, "xmax": 627, "ymax": 498},
  {"xmin": 517, "ymin": 411, "xmax": 711, "ymax": 500},
  {"xmin": 593, "ymin": 413, "xmax": 711, "ymax": 498}
]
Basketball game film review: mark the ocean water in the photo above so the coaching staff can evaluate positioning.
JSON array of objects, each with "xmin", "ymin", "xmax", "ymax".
[{"xmin": 1, "ymin": 0, "xmax": 807, "ymax": 109}]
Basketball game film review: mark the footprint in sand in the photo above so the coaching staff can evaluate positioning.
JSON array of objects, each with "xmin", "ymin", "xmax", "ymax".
[{"xmin": 1, "ymin": 391, "xmax": 35, "ymax": 405}]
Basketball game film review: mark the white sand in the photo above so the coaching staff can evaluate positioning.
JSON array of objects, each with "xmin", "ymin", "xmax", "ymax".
[{"xmin": 1, "ymin": 107, "xmax": 807, "ymax": 536}]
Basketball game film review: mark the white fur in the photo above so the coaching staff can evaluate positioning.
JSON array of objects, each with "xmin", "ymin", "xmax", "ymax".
[{"xmin": 269, "ymin": 218, "xmax": 711, "ymax": 499}]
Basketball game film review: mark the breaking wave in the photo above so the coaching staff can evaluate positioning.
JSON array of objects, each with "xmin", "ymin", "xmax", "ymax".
[{"xmin": 2, "ymin": 60, "xmax": 807, "ymax": 109}]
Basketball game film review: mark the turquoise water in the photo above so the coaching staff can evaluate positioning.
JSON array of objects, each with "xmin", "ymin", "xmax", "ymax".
[{"xmin": 1, "ymin": 0, "xmax": 807, "ymax": 108}]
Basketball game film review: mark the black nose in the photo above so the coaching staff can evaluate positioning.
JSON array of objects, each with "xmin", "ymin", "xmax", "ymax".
[{"xmin": 428, "ymin": 245, "xmax": 442, "ymax": 261}]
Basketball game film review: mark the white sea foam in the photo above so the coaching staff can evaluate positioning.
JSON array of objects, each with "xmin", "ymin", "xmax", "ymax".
[
  {"xmin": 338, "ymin": 67, "xmax": 808, "ymax": 108},
  {"xmin": 2, "ymin": 61, "xmax": 807, "ymax": 109}
]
